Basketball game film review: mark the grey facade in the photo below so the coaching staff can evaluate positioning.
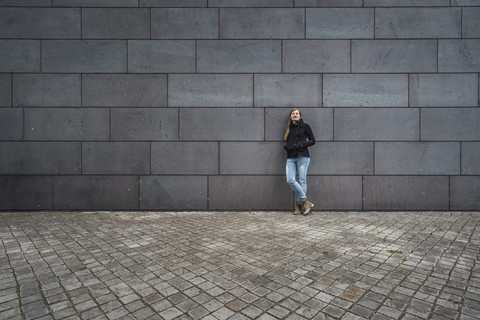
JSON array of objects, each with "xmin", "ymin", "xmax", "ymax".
[{"xmin": 0, "ymin": 1, "xmax": 479, "ymax": 211}]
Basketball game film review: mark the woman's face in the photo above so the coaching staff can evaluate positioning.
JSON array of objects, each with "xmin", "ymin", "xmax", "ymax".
[{"xmin": 290, "ymin": 110, "xmax": 301, "ymax": 122}]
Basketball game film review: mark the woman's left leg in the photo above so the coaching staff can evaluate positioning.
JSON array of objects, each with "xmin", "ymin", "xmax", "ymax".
[{"xmin": 296, "ymin": 157, "xmax": 310, "ymax": 203}]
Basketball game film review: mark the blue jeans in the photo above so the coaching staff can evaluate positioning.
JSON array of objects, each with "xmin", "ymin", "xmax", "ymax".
[{"xmin": 286, "ymin": 157, "xmax": 310, "ymax": 203}]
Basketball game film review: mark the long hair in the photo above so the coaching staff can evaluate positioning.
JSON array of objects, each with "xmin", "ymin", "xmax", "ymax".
[{"xmin": 284, "ymin": 107, "xmax": 301, "ymax": 141}]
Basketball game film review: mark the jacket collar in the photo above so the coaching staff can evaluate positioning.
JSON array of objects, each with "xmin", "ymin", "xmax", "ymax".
[{"xmin": 290, "ymin": 118, "xmax": 304, "ymax": 127}]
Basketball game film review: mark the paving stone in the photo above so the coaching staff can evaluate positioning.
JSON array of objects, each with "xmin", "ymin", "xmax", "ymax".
[{"xmin": 0, "ymin": 211, "xmax": 479, "ymax": 319}]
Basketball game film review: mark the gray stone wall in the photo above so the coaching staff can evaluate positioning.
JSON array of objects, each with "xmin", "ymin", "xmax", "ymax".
[{"xmin": 1, "ymin": 0, "xmax": 479, "ymax": 211}]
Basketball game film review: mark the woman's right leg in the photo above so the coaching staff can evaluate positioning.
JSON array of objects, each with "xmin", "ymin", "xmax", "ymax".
[{"xmin": 286, "ymin": 158, "xmax": 307, "ymax": 202}]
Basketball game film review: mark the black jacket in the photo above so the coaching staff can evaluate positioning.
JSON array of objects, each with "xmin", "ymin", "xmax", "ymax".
[{"xmin": 284, "ymin": 119, "xmax": 315, "ymax": 158}]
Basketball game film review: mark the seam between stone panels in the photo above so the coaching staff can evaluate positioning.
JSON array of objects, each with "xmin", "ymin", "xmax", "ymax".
[
  {"xmin": 419, "ymin": 107, "xmax": 422, "ymax": 141},
  {"xmin": 252, "ymin": 74, "xmax": 255, "ymax": 108},
  {"xmin": 109, "ymin": 108, "xmax": 112, "ymax": 141},
  {"xmin": 126, "ymin": 40, "xmax": 129, "ymax": 73},
  {"xmin": 177, "ymin": 107, "xmax": 180, "ymax": 142},
  {"xmin": 350, "ymin": 40, "xmax": 352, "ymax": 73},
  {"xmin": 448, "ymin": 175, "xmax": 451, "ymax": 210},
  {"xmin": 332, "ymin": 107, "xmax": 335, "ymax": 141},
  {"xmin": 361, "ymin": 175, "xmax": 364, "ymax": 211},
  {"xmin": 39, "ymin": 40, "xmax": 43, "ymax": 72},
  {"xmin": 80, "ymin": 142, "xmax": 83, "ymax": 175},
  {"xmin": 166, "ymin": 73, "xmax": 169, "ymax": 107},
  {"xmin": 304, "ymin": 7, "xmax": 306, "ymax": 39},
  {"xmin": 207, "ymin": 175, "xmax": 210, "ymax": 210},
  {"xmin": 218, "ymin": 142, "xmax": 221, "ymax": 175},
  {"xmin": 138, "ymin": 175, "xmax": 141, "ymax": 210},
  {"xmin": 373, "ymin": 142, "xmax": 376, "ymax": 176},
  {"xmin": 460, "ymin": 7, "xmax": 463, "ymax": 39},
  {"xmin": 218, "ymin": 8, "xmax": 221, "ymax": 39},
  {"xmin": 80, "ymin": 74, "xmax": 83, "ymax": 107},
  {"xmin": 22, "ymin": 106, "xmax": 25, "ymax": 140},
  {"xmin": 459, "ymin": 142, "xmax": 463, "ymax": 176},
  {"xmin": 281, "ymin": 40, "xmax": 284, "ymax": 73}
]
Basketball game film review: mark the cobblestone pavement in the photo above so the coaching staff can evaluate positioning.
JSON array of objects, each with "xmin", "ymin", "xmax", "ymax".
[{"xmin": 1, "ymin": 211, "xmax": 479, "ymax": 320}]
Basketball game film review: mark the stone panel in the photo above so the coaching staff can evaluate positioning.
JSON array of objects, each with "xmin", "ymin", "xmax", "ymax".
[
  {"xmin": 265, "ymin": 108, "xmax": 333, "ymax": 141},
  {"xmin": 25, "ymin": 108, "xmax": 110, "ymax": 141},
  {"xmin": 54, "ymin": 176, "xmax": 139, "ymax": 210},
  {"xmin": 0, "ymin": 142, "xmax": 81, "ymax": 174},
  {"xmin": 220, "ymin": 142, "xmax": 284, "ymax": 174},
  {"xmin": 0, "ymin": 176, "xmax": 53, "ymax": 210},
  {"xmin": 13, "ymin": 74, "xmax": 81, "ymax": 107},
  {"xmin": 42, "ymin": 40, "xmax": 126, "ymax": 73},
  {"xmin": 220, "ymin": 8, "xmax": 304, "ymax": 39},
  {"xmin": 309, "ymin": 142, "xmax": 374, "ymax": 175},
  {"xmin": 0, "ymin": 8, "xmax": 80, "ymax": 38},
  {"xmin": 375, "ymin": 142, "xmax": 460, "ymax": 175},
  {"xmin": 82, "ymin": 8, "xmax": 150, "ymax": 39},
  {"xmin": 439, "ymin": 40, "xmax": 480, "ymax": 72},
  {"xmin": 254, "ymin": 74, "xmax": 322, "ymax": 107},
  {"xmin": 463, "ymin": 7, "xmax": 480, "ymax": 38},
  {"xmin": 452, "ymin": 0, "xmax": 480, "ymax": 5},
  {"xmin": 209, "ymin": 175, "xmax": 293, "ymax": 210},
  {"xmin": 0, "ymin": 109, "xmax": 22, "ymax": 140},
  {"xmin": 352, "ymin": 40, "xmax": 437, "ymax": 73},
  {"xmin": 197, "ymin": 40, "xmax": 281, "ymax": 73},
  {"xmin": 461, "ymin": 142, "xmax": 480, "ymax": 175},
  {"xmin": 0, "ymin": 75, "xmax": 11, "ymax": 106},
  {"xmin": 128, "ymin": 40, "xmax": 195, "ymax": 73},
  {"xmin": 210, "ymin": 0, "xmax": 293, "ymax": 6},
  {"xmin": 151, "ymin": 8, "xmax": 218, "ymax": 39},
  {"xmin": 308, "ymin": 176, "xmax": 363, "ymax": 210},
  {"xmin": 421, "ymin": 108, "xmax": 480, "ymax": 141},
  {"xmin": 323, "ymin": 74, "xmax": 408, "ymax": 107},
  {"xmin": 1, "ymin": 0, "xmax": 51, "ymax": 5},
  {"xmin": 169, "ymin": 74, "xmax": 253, "ymax": 107},
  {"xmin": 295, "ymin": 0, "xmax": 362, "ymax": 6},
  {"xmin": 306, "ymin": 8, "xmax": 374, "ymax": 39},
  {"xmin": 139, "ymin": 0, "xmax": 207, "ymax": 6},
  {"xmin": 54, "ymin": 0, "xmax": 138, "ymax": 6},
  {"xmin": 409, "ymin": 74, "xmax": 478, "ymax": 107},
  {"xmin": 363, "ymin": 176, "xmax": 449, "ymax": 210},
  {"xmin": 111, "ymin": 108, "xmax": 178, "ymax": 141},
  {"xmin": 450, "ymin": 176, "xmax": 480, "ymax": 210},
  {"xmin": 375, "ymin": 8, "xmax": 461, "ymax": 38},
  {"xmin": 82, "ymin": 74, "xmax": 167, "ymax": 107},
  {"xmin": 140, "ymin": 176, "xmax": 207, "ymax": 209},
  {"xmin": 283, "ymin": 40, "xmax": 350, "ymax": 73},
  {"xmin": 366, "ymin": 0, "xmax": 450, "ymax": 5},
  {"xmin": 180, "ymin": 108, "xmax": 263, "ymax": 141},
  {"xmin": 334, "ymin": 108, "xmax": 419, "ymax": 141},
  {"xmin": 0, "ymin": 40, "xmax": 40, "ymax": 72},
  {"xmin": 152, "ymin": 142, "xmax": 218, "ymax": 174},
  {"xmin": 82, "ymin": 142, "xmax": 150, "ymax": 174}
]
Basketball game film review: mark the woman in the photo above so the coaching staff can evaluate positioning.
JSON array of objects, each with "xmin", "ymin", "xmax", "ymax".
[{"xmin": 284, "ymin": 108, "xmax": 315, "ymax": 215}]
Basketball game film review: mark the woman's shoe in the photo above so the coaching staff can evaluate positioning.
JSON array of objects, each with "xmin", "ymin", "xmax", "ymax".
[
  {"xmin": 301, "ymin": 199, "xmax": 314, "ymax": 215},
  {"xmin": 294, "ymin": 202, "xmax": 302, "ymax": 215}
]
